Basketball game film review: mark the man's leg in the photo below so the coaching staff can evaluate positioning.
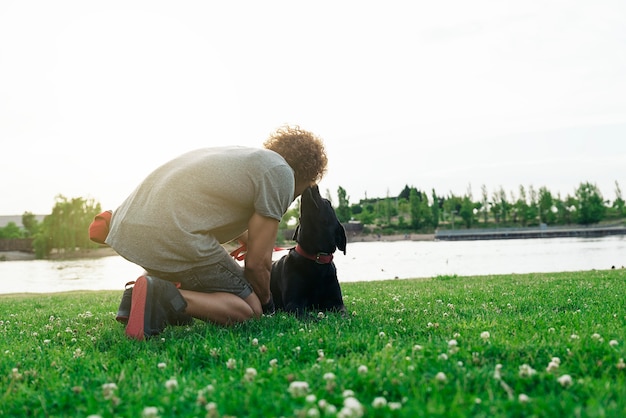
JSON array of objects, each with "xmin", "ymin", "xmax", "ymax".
[{"xmin": 180, "ymin": 289, "xmax": 262, "ymax": 325}]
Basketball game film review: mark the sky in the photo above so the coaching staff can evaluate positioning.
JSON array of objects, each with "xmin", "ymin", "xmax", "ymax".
[{"xmin": 1, "ymin": 0, "xmax": 626, "ymax": 216}]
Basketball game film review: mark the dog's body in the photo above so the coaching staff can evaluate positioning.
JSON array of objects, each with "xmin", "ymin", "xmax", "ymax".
[{"xmin": 270, "ymin": 185, "xmax": 347, "ymax": 316}]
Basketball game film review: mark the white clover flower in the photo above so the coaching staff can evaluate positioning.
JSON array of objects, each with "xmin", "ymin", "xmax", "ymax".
[
  {"xmin": 475, "ymin": 398, "xmax": 482, "ymax": 404},
  {"xmin": 357, "ymin": 365, "xmax": 368, "ymax": 374},
  {"xmin": 259, "ymin": 345, "xmax": 268, "ymax": 353},
  {"xmin": 288, "ymin": 381, "xmax": 310, "ymax": 398},
  {"xmin": 389, "ymin": 402, "xmax": 402, "ymax": 410},
  {"xmin": 591, "ymin": 333, "xmax": 602, "ymax": 340},
  {"xmin": 493, "ymin": 364, "xmax": 503, "ymax": 380},
  {"xmin": 305, "ymin": 394, "xmax": 317, "ymax": 403},
  {"xmin": 342, "ymin": 389, "xmax": 355, "ymax": 398},
  {"xmin": 378, "ymin": 332, "xmax": 386, "ymax": 338},
  {"xmin": 372, "ymin": 397, "xmax": 387, "ymax": 408},
  {"xmin": 617, "ymin": 358, "xmax": 625, "ymax": 369},
  {"xmin": 307, "ymin": 407, "xmax": 320, "ymax": 417},
  {"xmin": 518, "ymin": 393, "xmax": 530, "ymax": 403},
  {"xmin": 142, "ymin": 406, "xmax": 160, "ymax": 418},
  {"xmin": 570, "ymin": 334, "xmax": 580, "ymax": 340},
  {"xmin": 551, "ymin": 357, "xmax": 561, "ymax": 365},
  {"xmin": 546, "ymin": 361, "xmax": 560, "ymax": 373},
  {"xmin": 324, "ymin": 404, "xmax": 338, "ymax": 415},
  {"xmin": 317, "ymin": 349, "xmax": 325, "ymax": 358},
  {"xmin": 43, "ymin": 339, "xmax": 51, "ymax": 344},
  {"xmin": 73, "ymin": 348, "xmax": 83, "ymax": 358},
  {"xmin": 251, "ymin": 338, "xmax": 259, "ymax": 346},
  {"xmin": 205, "ymin": 402, "xmax": 218, "ymax": 413},
  {"xmin": 448, "ymin": 339, "xmax": 458, "ymax": 347},
  {"xmin": 165, "ymin": 378, "xmax": 178, "ymax": 391},
  {"xmin": 480, "ymin": 331, "xmax": 490, "ymax": 340},
  {"xmin": 343, "ymin": 397, "xmax": 364, "ymax": 417},
  {"xmin": 519, "ymin": 364, "xmax": 537, "ymax": 378},
  {"xmin": 557, "ymin": 374, "xmax": 573, "ymax": 387},
  {"xmin": 413, "ymin": 344, "xmax": 423, "ymax": 351},
  {"xmin": 609, "ymin": 340, "xmax": 619, "ymax": 347},
  {"xmin": 244, "ymin": 368, "xmax": 257, "ymax": 382},
  {"xmin": 435, "ymin": 372, "xmax": 447, "ymax": 382},
  {"xmin": 453, "ymin": 332, "xmax": 461, "ymax": 338},
  {"xmin": 102, "ymin": 383, "xmax": 118, "ymax": 400},
  {"xmin": 157, "ymin": 362, "xmax": 166, "ymax": 370},
  {"xmin": 317, "ymin": 312, "xmax": 325, "ymax": 319},
  {"xmin": 438, "ymin": 353, "xmax": 448, "ymax": 361},
  {"xmin": 226, "ymin": 358, "xmax": 237, "ymax": 369},
  {"xmin": 269, "ymin": 358, "xmax": 278, "ymax": 368},
  {"xmin": 323, "ymin": 372, "xmax": 336, "ymax": 381}
]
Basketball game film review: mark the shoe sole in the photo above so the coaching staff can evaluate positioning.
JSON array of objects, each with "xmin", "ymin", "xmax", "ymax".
[
  {"xmin": 115, "ymin": 281, "xmax": 136, "ymax": 324},
  {"xmin": 125, "ymin": 276, "xmax": 150, "ymax": 340}
]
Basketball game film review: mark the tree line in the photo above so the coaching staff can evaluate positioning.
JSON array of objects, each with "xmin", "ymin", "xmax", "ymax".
[
  {"xmin": 329, "ymin": 181, "xmax": 624, "ymax": 234},
  {"xmin": 1, "ymin": 180, "xmax": 623, "ymax": 258},
  {"xmin": 0, "ymin": 195, "xmax": 101, "ymax": 258}
]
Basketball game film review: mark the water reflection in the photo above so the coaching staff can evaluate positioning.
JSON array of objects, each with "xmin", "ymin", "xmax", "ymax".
[{"xmin": 0, "ymin": 236, "xmax": 624, "ymax": 294}]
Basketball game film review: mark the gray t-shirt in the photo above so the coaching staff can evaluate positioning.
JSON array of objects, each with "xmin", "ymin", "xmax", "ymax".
[{"xmin": 105, "ymin": 146, "xmax": 294, "ymax": 272}]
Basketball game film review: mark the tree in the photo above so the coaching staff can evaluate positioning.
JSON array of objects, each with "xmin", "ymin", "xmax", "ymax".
[
  {"xmin": 431, "ymin": 189, "xmax": 440, "ymax": 229},
  {"xmin": 538, "ymin": 187, "xmax": 557, "ymax": 225},
  {"xmin": 575, "ymin": 182, "xmax": 605, "ymax": 225},
  {"xmin": 336, "ymin": 186, "xmax": 351, "ymax": 223},
  {"xmin": 515, "ymin": 186, "xmax": 530, "ymax": 226},
  {"xmin": 459, "ymin": 196, "xmax": 475, "ymax": 229},
  {"xmin": 33, "ymin": 195, "xmax": 102, "ymax": 258},
  {"xmin": 443, "ymin": 194, "xmax": 462, "ymax": 229},
  {"xmin": 480, "ymin": 184, "xmax": 489, "ymax": 224},
  {"xmin": 613, "ymin": 181, "xmax": 625, "ymax": 217},
  {"xmin": 21, "ymin": 212, "xmax": 40, "ymax": 237},
  {"xmin": 409, "ymin": 188, "xmax": 421, "ymax": 229},
  {"xmin": 398, "ymin": 185, "xmax": 411, "ymax": 201},
  {"xmin": 0, "ymin": 222, "xmax": 23, "ymax": 239}
]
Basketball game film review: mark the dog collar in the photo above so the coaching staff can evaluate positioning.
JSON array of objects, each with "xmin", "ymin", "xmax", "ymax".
[{"xmin": 295, "ymin": 244, "xmax": 334, "ymax": 264}]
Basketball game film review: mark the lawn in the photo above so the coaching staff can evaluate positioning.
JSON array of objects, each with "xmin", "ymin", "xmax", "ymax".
[{"xmin": 1, "ymin": 269, "xmax": 624, "ymax": 417}]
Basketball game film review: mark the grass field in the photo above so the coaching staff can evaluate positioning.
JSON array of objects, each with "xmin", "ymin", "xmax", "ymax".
[{"xmin": 1, "ymin": 269, "xmax": 625, "ymax": 417}]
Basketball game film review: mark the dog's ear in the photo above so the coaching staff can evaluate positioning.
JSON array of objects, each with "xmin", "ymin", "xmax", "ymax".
[
  {"xmin": 335, "ymin": 222, "xmax": 347, "ymax": 254},
  {"xmin": 292, "ymin": 225, "xmax": 300, "ymax": 241}
]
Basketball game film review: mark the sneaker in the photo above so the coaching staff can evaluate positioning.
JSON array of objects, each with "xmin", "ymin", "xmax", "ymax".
[
  {"xmin": 125, "ymin": 276, "xmax": 188, "ymax": 340},
  {"xmin": 115, "ymin": 281, "xmax": 135, "ymax": 324},
  {"xmin": 116, "ymin": 280, "xmax": 193, "ymax": 326}
]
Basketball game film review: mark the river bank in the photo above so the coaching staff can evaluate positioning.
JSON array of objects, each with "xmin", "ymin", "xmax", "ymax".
[
  {"xmin": 0, "ymin": 247, "xmax": 118, "ymax": 262},
  {"xmin": 0, "ymin": 233, "xmax": 437, "ymax": 262}
]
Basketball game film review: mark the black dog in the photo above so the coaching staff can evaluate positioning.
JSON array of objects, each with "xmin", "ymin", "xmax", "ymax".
[{"xmin": 270, "ymin": 185, "xmax": 347, "ymax": 316}]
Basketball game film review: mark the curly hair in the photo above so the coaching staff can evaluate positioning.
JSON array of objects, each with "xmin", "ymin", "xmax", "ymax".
[{"xmin": 263, "ymin": 125, "xmax": 328, "ymax": 184}]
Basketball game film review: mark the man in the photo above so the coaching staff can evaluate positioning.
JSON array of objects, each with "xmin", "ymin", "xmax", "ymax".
[{"xmin": 106, "ymin": 125, "xmax": 328, "ymax": 340}]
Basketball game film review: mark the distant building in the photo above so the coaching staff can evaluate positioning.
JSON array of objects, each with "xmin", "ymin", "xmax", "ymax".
[{"xmin": 0, "ymin": 215, "xmax": 46, "ymax": 228}]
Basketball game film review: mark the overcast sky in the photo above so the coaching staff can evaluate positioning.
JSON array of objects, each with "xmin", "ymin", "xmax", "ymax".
[{"xmin": 1, "ymin": 0, "xmax": 625, "ymax": 215}]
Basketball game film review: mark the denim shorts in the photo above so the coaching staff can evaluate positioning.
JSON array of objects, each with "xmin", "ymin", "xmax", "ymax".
[{"xmin": 145, "ymin": 251, "xmax": 253, "ymax": 299}]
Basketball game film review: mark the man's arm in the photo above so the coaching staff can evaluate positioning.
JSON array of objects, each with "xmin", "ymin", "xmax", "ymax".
[{"xmin": 244, "ymin": 212, "xmax": 279, "ymax": 305}]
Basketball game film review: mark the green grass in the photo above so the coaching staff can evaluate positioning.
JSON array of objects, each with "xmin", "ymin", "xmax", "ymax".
[{"xmin": 1, "ymin": 269, "xmax": 625, "ymax": 417}]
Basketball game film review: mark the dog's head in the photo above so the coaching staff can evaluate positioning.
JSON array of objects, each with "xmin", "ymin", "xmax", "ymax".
[{"xmin": 293, "ymin": 185, "xmax": 347, "ymax": 255}]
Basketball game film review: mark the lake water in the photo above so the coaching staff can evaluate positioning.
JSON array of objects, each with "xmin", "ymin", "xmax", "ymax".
[{"xmin": 0, "ymin": 236, "xmax": 624, "ymax": 295}]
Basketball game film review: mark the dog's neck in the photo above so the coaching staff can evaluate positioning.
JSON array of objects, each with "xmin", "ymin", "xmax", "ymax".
[{"xmin": 294, "ymin": 244, "xmax": 334, "ymax": 264}]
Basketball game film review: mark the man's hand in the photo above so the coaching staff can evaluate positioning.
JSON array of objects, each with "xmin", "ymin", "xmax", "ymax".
[{"xmin": 244, "ymin": 213, "xmax": 279, "ymax": 305}]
